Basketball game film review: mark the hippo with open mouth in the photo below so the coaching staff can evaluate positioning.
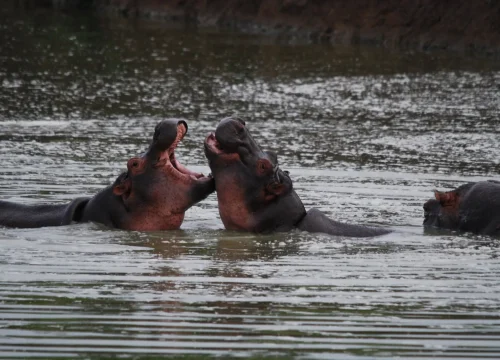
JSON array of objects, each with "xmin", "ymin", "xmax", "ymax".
[
  {"xmin": 0, "ymin": 119, "xmax": 214, "ymax": 230},
  {"xmin": 204, "ymin": 117, "xmax": 391, "ymax": 237}
]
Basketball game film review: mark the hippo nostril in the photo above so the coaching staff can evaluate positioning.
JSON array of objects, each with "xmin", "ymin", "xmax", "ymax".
[
  {"xmin": 237, "ymin": 118, "xmax": 246, "ymax": 126},
  {"xmin": 234, "ymin": 120, "xmax": 246, "ymax": 135}
]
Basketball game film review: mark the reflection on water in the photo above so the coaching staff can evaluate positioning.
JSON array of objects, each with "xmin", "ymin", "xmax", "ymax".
[{"xmin": 1, "ymin": 6, "xmax": 500, "ymax": 359}]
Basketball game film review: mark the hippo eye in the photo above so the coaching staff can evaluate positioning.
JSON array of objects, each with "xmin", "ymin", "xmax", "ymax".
[
  {"xmin": 257, "ymin": 159, "xmax": 272, "ymax": 173},
  {"xmin": 127, "ymin": 157, "xmax": 143, "ymax": 172}
]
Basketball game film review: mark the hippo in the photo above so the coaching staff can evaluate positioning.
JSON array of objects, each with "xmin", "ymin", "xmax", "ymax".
[
  {"xmin": 423, "ymin": 180, "xmax": 500, "ymax": 236},
  {"xmin": 0, "ymin": 119, "xmax": 214, "ymax": 230},
  {"xmin": 203, "ymin": 117, "xmax": 391, "ymax": 237}
]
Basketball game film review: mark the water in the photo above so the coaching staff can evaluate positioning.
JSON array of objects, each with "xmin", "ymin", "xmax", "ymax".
[{"xmin": 1, "ymin": 6, "xmax": 500, "ymax": 359}]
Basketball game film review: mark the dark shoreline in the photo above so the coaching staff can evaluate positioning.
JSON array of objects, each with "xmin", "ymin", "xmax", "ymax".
[{"xmin": 9, "ymin": 0, "xmax": 500, "ymax": 56}]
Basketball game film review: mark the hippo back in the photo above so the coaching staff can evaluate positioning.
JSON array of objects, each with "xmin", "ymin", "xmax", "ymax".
[
  {"xmin": 297, "ymin": 208, "xmax": 391, "ymax": 237},
  {"xmin": 458, "ymin": 181, "xmax": 500, "ymax": 235}
]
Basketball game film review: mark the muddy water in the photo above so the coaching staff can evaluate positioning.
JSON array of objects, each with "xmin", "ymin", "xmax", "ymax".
[{"xmin": 1, "ymin": 7, "xmax": 500, "ymax": 359}]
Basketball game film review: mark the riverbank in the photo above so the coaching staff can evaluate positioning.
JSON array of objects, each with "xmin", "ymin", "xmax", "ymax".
[{"xmin": 9, "ymin": 0, "xmax": 500, "ymax": 55}]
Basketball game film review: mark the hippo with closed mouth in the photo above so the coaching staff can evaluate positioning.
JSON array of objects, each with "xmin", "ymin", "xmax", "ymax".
[{"xmin": 424, "ymin": 180, "xmax": 500, "ymax": 236}]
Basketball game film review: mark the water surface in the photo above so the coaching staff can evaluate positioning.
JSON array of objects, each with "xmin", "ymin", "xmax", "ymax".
[{"xmin": 1, "ymin": 6, "xmax": 500, "ymax": 359}]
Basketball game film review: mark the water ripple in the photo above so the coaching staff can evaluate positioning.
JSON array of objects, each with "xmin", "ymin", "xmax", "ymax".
[{"xmin": 1, "ymin": 6, "xmax": 500, "ymax": 359}]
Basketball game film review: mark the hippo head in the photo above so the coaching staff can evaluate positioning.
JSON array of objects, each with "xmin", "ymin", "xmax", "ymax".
[
  {"xmin": 423, "ymin": 183, "xmax": 473, "ymax": 230},
  {"xmin": 204, "ymin": 117, "xmax": 296, "ymax": 232},
  {"xmin": 112, "ymin": 119, "xmax": 214, "ymax": 230}
]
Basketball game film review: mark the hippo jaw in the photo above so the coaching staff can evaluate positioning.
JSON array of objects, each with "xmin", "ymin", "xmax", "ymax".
[
  {"xmin": 153, "ymin": 122, "xmax": 213, "ymax": 186},
  {"xmin": 204, "ymin": 117, "xmax": 295, "ymax": 232},
  {"xmin": 113, "ymin": 119, "xmax": 215, "ymax": 230},
  {"xmin": 204, "ymin": 131, "xmax": 241, "ymax": 163},
  {"xmin": 204, "ymin": 117, "xmax": 282, "ymax": 182},
  {"xmin": 204, "ymin": 117, "xmax": 265, "ymax": 166}
]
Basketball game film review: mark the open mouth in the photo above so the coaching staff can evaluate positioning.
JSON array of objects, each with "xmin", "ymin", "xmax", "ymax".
[
  {"xmin": 157, "ymin": 124, "xmax": 212, "ymax": 182},
  {"xmin": 204, "ymin": 132, "xmax": 244, "ymax": 163},
  {"xmin": 204, "ymin": 132, "xmax": 225, "ymax": 155}
]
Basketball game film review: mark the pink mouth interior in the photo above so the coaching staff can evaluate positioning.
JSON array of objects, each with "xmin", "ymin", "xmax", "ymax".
[
  {"xmin": 171, "ymin": 155, "xmax": 205, "ymax": 179},
  {"xmin": 206, "ymin": 132, "xmax": 225, "ymax": 154},
  {"xmin": 157, "ymin": 124, "xmax": 209, "ymax": 181}
]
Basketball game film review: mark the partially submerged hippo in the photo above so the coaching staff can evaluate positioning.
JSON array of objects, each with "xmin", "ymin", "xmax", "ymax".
[
  {"xmin": 204, "ymin": 117, "xmax": 391, "ymax": 237},
  {"xmin": 424, "ymin": 180, "xmax": 500, "ymax": 236},
  {"xmin": 0, "ymin": 119, "xmax": 214, "ymax": 230}
]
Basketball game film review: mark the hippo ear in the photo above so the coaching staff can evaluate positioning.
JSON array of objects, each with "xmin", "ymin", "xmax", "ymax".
[
  {"xmin": 434, "ymin": 190, "xmax": 458, "ymax": 207},
  {"xmin": 113, "ymin": 178, "xmax": 132, "ymax": 200},
  {"xmin": 268, "ymin": 182, "xmax": 287, "ymax": 196},
  {"xmin": 264, "ymin": 182, "xmax": 289, "ymax": 202}
]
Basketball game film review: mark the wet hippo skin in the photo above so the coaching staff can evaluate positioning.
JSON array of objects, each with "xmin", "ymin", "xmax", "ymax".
[
  {"xmin": 204, "ymin": 117, "xmax": 391, "ymax": 237},
  {"xmin": 424, "ymin": 180, "xmax": 500, "ymax": 236},
  {"xmin": 0, "ymin": 119, "xmax": 214, "ymax": 230}
]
